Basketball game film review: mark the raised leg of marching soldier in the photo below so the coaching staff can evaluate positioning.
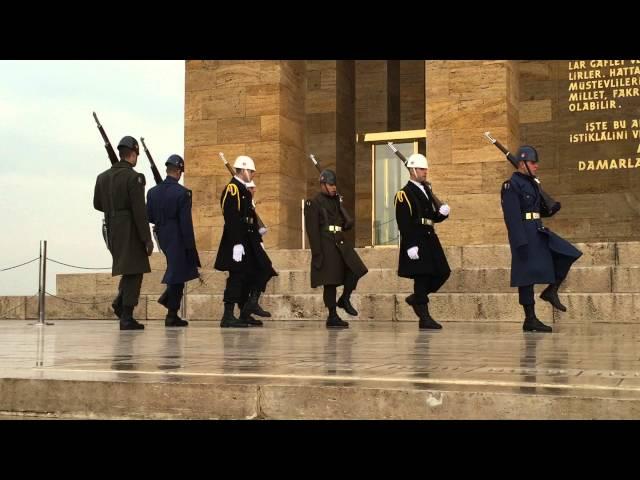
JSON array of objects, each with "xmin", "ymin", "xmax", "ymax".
[
  {"xmin": 245, "ymin": 180, "xmax": 277, "ymax": 320},
  {"xmin": 337, "ymin": 269, "xmax": 359, "ymax": 316},
  {"xmin": 407, "ymin": 274, "xmax": 450, "ymax": 329},
  {"xmin": 304, "ymin": 169, "xmax": 368, "ymax": 330},
  {"xmin": 395, "ymin": 153, "xmax": 452, "ymax": 330},
  {"xmin": 252, "ymin": 272, "xmax": 272, "ymax": 318},
  {"xmin": 237, "ymin": 266, "xmax": 275, "ymax": 325},
  {"xmin": 237, "ymin": 271, "xmax": 264, "ymax": 327},
  {"xmin": 323, "ymin": 285, "xmax": 349, "ymax": 328},
  {"xmin": 221, "ymin": 273, "xmax": 250, "ymax": 328},
  {"xmin": 539, "ymin": 251, "xmax": 574, "ymax": 312},
  {"xmin": 112, "ymin": 289, "xmax": 123, "ymax": 319}
]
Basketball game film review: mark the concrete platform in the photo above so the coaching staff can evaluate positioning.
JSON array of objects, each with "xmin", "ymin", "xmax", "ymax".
[{"xmin": 2, "ymin": 320, "xmax": 640, "ymax": 419}]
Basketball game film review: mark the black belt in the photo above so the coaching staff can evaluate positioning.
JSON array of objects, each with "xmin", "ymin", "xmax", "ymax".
[
  {"xmin": 324, "ymin": 225, "xmax": 342, "ymax": 233},
  {"xmin": 243, "ymin": 217, "xmax": 254, "ymax": 225}
]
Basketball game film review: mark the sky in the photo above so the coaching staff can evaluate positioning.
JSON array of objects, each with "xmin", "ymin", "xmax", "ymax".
[{"xmin": 0, "ymin": 60, "xmax": 185, "ymax": 295}]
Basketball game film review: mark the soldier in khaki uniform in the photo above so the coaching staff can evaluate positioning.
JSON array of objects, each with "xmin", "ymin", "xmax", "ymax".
[
  {"xmin": 304, "ymin": 169, "xmax": 368, "ymax": 329},
  {"xmin": 93, "ymin": 136, "xmax": 154, "ymax": 330}
]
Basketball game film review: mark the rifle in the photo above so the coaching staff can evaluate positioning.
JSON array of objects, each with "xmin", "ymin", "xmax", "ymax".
[
  {"xmin": 92, "ymin": 112, "xmax": 118, "ymax": 165},
  {"xmin": 92, "ymin": 112, "xmax": 117, "ymax": 249},
  {"xmin": 139, "ymin": 137, "xmax": 164, "ymax": 185},
  {"xmin": 483, "ymin": 132, "xmax": 560, "ymax": 217},
  {"xmin": 138, "ymin": 138, "xmax": 164, "ymax": 251},
  {"xmin": 308, "ymin": 154, "xmax": 354, "ymax": 229},
  {"xmin": 218, "ymin": 152, "xmax": 267, "ymax": 232},
  {"xmin": 386, "ymin": 142, "xmax": 444, "ymax": 210}
]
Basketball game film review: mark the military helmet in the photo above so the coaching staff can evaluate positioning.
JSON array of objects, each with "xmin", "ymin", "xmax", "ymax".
[
  {"xmin": 319, "ymin": 169, "xmax": 337, "ymax": 185},
  {"xmin": 233, "ymin": 155, "xmax": 256, "ymax": 172},
  {"xmin": 117, "ymin": 136, "xmax": 139, "ymax": 155},
  {"xmin": 406, "ymin": 153, "xmax": 428, "ymax": 169},
  {"xmin": 517, "ymin": 145, "xmax": 539, "ymax": 163},
  {"xmin": 165, "ymin": 154, "xmax": 185, "ymax": 171}
]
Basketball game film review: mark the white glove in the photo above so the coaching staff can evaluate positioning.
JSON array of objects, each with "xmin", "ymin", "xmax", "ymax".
[
  {"xmin": 439, "ymin": 204, "xmax": 450, "ymax": 216},
  {"xmin": 407, "ymin": 246, "xmax": 419, "ymax": 260},
  {"xmin": 261, "ymin": 242, "xmax": 265, "ymax": 250},
  {"xmin": 232, "ymin": 244, "xmax": 245, "ymax": 262},
  {"xmin": 259, "ymin": 227, "xmax": 267, "ymax": 236}
]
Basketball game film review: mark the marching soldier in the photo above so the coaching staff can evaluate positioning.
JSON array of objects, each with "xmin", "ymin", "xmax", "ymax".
[
  {"xmin": 214, "ymin": 156, "xmax": 270, "ymax": 328},
  {"xmin": 147, "ymin": 154, "xmax": 201, "ymax": 327},
  {"xmin": 501, "ymin": 146, "xmax": 582, "ymax": 333},
  {"xmin": 304, "ymin": 169, "xmax": 368, "ymax": 329},
  {"xmin": 245, "ymin": 180, "xmax": 277, "ymax": 319},
  {"xmin": 93, "ymin": 136, "xmax": 153, "ymax": 331},
  {"xmin": 395, "ymin": 153, "xmax": 451, "ymax": 330}
]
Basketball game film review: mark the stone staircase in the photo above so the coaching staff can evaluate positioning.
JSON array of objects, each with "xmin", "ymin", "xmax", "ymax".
[{"xmin": 1, "ymin": 242, "xmax": 639, "ymax": 325}]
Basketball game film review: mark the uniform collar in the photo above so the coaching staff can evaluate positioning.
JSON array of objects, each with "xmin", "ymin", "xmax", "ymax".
[
  {"xmin": 234, "ymin": 175, "xmax": 248, "ymax": 186},
  {"xmin": 164, "ymin": 176, "xmax": 179, "ymax": 183}
]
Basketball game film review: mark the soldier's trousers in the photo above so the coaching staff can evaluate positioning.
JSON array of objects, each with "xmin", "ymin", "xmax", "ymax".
[
  {"xmin": 224, "ymin": 270, "xmax": 267, "ymax": 305},
  {"xmin": 163, "ymin": 283, "xmax": 185, "ymax": 311},
  {"xmin": 413, "ymin": 273, "xmax": 450, "ymax": 304},
  {"xmin": 115, "ymin": 274, "xmax": 143, "ymax": 308},
  {"xmin": 323, "ymin": 269, "xmax": 359, "ymax": 308},
  {"xmin": 519, "ymin": 285, "xmax": 535, "ymax": 305},
  {"xmin": 255, "ymin": 269, "xmax": 274, "ymax": 294}
]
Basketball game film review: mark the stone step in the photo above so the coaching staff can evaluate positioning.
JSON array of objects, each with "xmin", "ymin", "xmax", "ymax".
[
  {"xmin": 148, "ymin": 242, "xmax": 638, "ymax": 271},
  {"xmin": 4, "ymin": 292, "xmax": 639, "ymax": 324},
  {"xmin": 56, "ymin": 265, "xmax": 640, "ymax": 296}
]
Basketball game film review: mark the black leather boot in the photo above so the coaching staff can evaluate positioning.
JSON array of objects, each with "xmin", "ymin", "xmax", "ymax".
[
  {"xmin": 522, "ymin": 304, "xmax": 552, "ymax": 332},
  {"xmin": 326, "ymin": 307, "xmax": 349, "ymax": 329},
  {"xmin": 165, "ymin": 309, "xmax": 188, "ymax": 327},
  {"xmin": 220, "ymin": 302, "xmax": 248, "ymax": 328},
  {"xmin": 119, "ymin": 306, "xmax": 144, "ymax": 330}
]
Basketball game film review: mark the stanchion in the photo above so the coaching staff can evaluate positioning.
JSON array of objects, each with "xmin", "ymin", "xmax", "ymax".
[{"xmin": 31, "ymin": 240, "xmax": 54, "ymax": 326}]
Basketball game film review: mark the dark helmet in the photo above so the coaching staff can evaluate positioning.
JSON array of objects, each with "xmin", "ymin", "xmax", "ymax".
[
  {"xmin": 319, "ymin": 169, "xmax": 337, "ymax": 185},
  {"xmin": 165, "ymin": 154, "xmax": 185, "ymax": 171},
  {"xmin": 117, "ymin": 136, "xmax": 139, "ymax": 155},
  {"xmin": 517, "ymin": 145, "xmax": 539, "ymax": 163}
]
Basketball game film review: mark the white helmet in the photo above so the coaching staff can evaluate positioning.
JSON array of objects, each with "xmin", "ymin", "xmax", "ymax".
[
  {"xmin": 406, "ymin": 153, "xmax": 428, "ymax": 169},
  {"xmin": 233, "ymin": 155, "xmax": 256, "ymax": 171}
]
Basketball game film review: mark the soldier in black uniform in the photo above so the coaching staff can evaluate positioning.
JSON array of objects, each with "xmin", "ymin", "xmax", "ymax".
[
  {"xmin": 395, "ymin": 153, "xmax": 451, "ymax": 330},
  {"xmin": 147, "ymin": 154, "xmax": 201, "ymax": 327},
  {"xmin": 304, "ymin": 169, "xmax": 368, "ymax": 329},
  {"xmin": 93, "ymin": 136, "xmax": 153, "ymax": 331},
  {"xmin": 501, "ymin": 146, "xmax": 582, "ymax": 333},
  {"xmin": 246, "ymin": 180, "xmax": 277, "ymax": 318},
  {"xmin": 214, "ymin": 156, "xmax": 271, "ymax": 328}
]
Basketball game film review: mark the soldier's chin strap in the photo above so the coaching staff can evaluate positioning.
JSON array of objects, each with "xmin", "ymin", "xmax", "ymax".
[
  {"xmin": 320, "ymin": 183, "xmax": 336, "ymax": 196},
  {"xmin": 521, "ymin": 160, "xmax": 542, "ymax": 185}
]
